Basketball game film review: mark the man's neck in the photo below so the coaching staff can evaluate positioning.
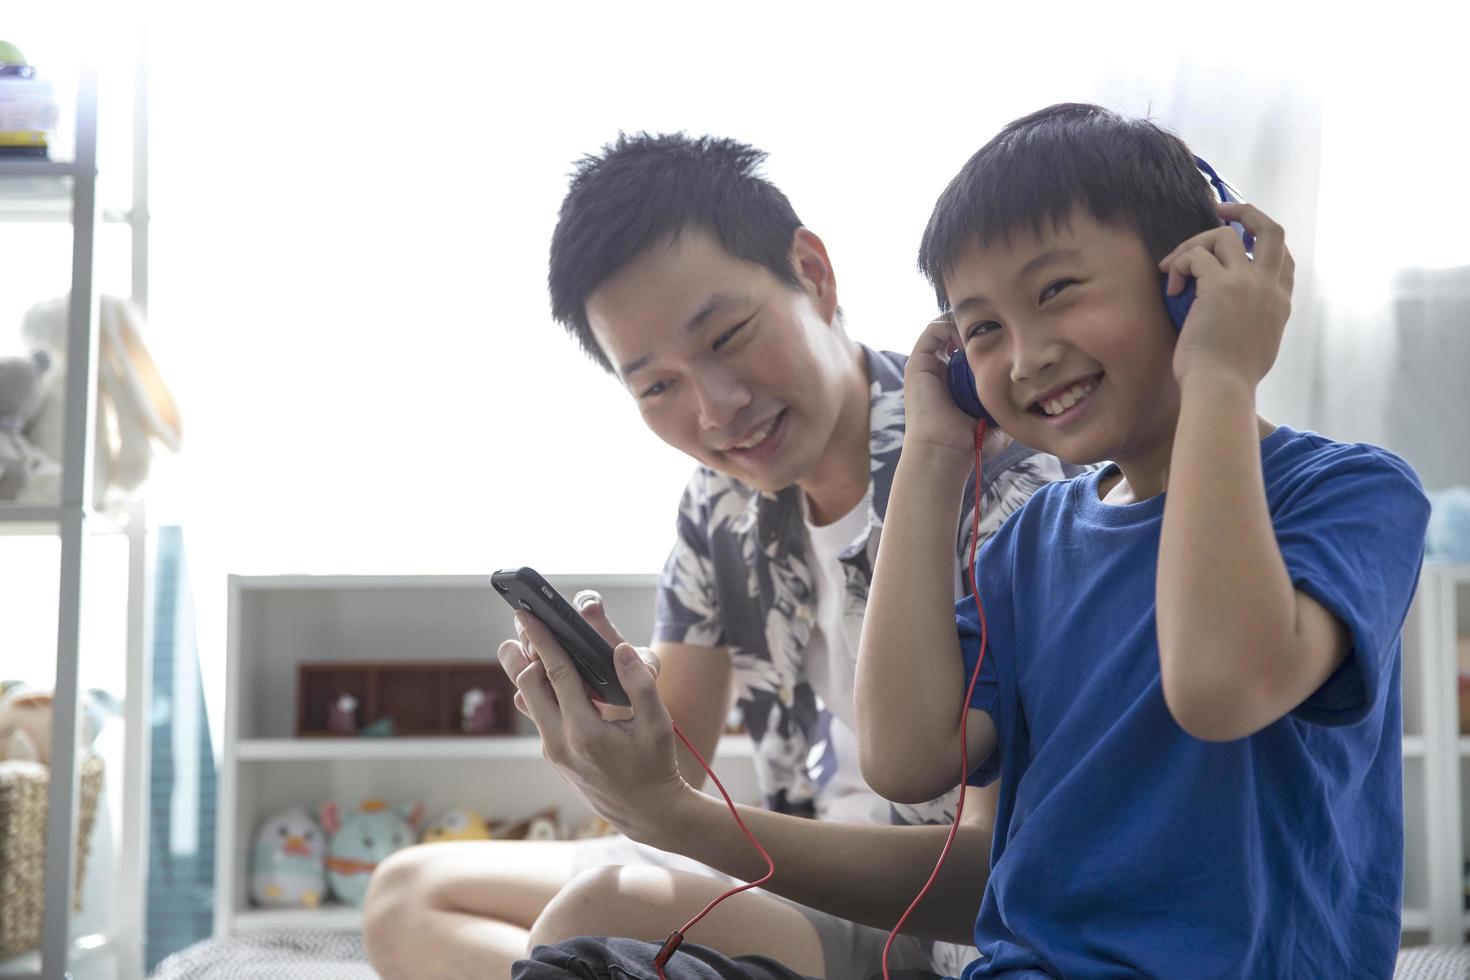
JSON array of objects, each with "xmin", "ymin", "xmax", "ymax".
[{"xmin": 800, "ymin": 342, "xmax": 872, "ymax": 526}]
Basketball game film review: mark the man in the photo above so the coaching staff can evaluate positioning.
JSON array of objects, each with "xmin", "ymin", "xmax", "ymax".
[{"xmin": 363, "ymin": 132, "xmax": 1083, "ymax": 980}]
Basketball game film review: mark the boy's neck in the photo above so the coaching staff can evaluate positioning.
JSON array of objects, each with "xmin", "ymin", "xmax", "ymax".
[
  {"xmin": 1097, "ymin": 415, "xmax": 1277, "ymax": 504},
  {"xmin": 799, "ymin": 341, "xmax": 872, "ymax": 526}
]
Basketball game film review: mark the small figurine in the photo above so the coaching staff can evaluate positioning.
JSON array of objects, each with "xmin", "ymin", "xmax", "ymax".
[
  {"xmin": 421, "ymin": 806, "xmax": 494, "ymax": 843},
  {"xmin": 249, "ymin": 807, "xmax": 327, "ymax": 908},
  {"xmin": 327, "ymin": 693, "xmax": 358, "ymax": 735},
  {"xmin": 493, "ymin": 807, "xmax": 561, "ymax": 841},
  {"xmin": 321, "ymin": 798, "xmax": 424, "ymax": 906},
  {"xmin": 461, "ymin": 687, "xmax": 499, "ymax": 735}
]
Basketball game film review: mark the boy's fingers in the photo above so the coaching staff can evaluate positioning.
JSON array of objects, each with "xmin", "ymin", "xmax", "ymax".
[
  {"xmin": 1216, "ymin": 201, "xmax": 1284, "ymax": 275},
  {"xmin": 1166, "ymin": 246, "xmax": 1225, "ymax": 295}
]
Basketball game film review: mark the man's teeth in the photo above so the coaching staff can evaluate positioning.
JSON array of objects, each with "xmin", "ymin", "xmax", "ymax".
[
  {"xmin": 1040, "ymin": 379, "xmax": 1098, "ymax": 417},
  {"xmin": 733, "ymin": 415, "xmax": 780, "ymax": 450}
]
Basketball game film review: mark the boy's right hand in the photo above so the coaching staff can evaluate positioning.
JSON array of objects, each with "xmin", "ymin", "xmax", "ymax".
[{"xmin": 904, "ymin": 314, "xmax": 1005, "ymax": 468}]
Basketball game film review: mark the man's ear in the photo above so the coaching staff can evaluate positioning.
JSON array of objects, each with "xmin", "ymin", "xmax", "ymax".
[{"xmin": 790, "ymin": 228, "xmax": 839, "ymax": 324}]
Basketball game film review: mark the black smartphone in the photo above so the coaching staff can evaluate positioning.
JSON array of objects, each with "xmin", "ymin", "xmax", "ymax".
[{"xmin": 491, "ymin": 567, "xmax": 631, "ymax": 707}]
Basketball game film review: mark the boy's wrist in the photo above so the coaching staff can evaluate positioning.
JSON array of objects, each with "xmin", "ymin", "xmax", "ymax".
[
  {"xmin": 1176, "ymin": 363, "xmax": 1258, "ymax": 404},
  {"xmin": 896, "ymin": 441, "xmax": 976, "ymax": 487}
]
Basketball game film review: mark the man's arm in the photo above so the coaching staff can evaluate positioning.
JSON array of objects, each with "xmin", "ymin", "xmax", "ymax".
[
  {"xmin": 659, "ymin": 778, "xmax": 998, "ymax": 944},
  {"xmin": 652, "ymin": 640, "xmax": 731, "ymax": 791},
  {"xmin": 1155, "ymin": 202, "xmax": 1347, "ymax": 742}
]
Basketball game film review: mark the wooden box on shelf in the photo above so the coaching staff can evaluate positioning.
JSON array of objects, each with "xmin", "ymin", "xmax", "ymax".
[{"xmin": 296, "ymin": 661, "xmax": 515, "ymax": 738}]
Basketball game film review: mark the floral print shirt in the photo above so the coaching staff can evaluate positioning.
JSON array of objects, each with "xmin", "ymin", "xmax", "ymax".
[{"xmin": 653, "ymin": 345, "xmax": 1089, "ymax": 825}]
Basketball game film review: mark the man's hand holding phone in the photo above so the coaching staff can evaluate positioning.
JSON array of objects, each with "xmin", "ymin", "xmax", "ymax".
[{"xmin": 494, "ymin": 581, "xmax": 692, "ymax": 844}]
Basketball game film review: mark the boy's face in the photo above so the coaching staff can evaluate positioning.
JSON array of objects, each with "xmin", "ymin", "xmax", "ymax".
[
  {"xmin": 945, "ymin": 208, "xmax": 1180, "ymax": 468},
  {"xmin": 585, "ymin": 228, "xmax": 850, "ymax": 493}
]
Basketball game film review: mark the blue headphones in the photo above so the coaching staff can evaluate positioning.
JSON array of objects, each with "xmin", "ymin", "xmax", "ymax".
[{"xmin": 947, "ymin": 155, "xmax": 1252, "ymax": 423}]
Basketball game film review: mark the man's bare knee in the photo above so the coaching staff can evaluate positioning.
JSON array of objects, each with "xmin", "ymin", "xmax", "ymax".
[
  {"xmin": 526, "ymin": 865, "xmax": 629, "ymax": 950},
  {"xmin": 362, "ymin": 845, "xmax": 436, "ymax": 977}
]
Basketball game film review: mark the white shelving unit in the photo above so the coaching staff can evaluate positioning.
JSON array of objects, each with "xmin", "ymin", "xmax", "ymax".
[
  {"xmin": 1401, "ymin": 561, "xmax": 1470, "ymax": 945},
  {"xmin": 0, "ymin": 25, "xmax": 150, "ymax": 980},
  {"xmin": 216, "ymin": 573, "xmax": 759, "ymax": 936}
]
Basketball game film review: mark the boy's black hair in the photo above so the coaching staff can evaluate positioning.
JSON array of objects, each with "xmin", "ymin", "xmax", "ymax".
[
  {"xmin": 917, "ymin": 103, "xmax": 1222, "ymax": 310},
  {"xmin": 549, "ymin": 132, "xmax": 804, "ymax": 373}
]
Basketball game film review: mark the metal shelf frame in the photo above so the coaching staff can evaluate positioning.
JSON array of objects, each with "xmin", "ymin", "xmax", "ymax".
[{"xmin": 0, "ymin": 23, "xmax": 151, "ymax": 980}]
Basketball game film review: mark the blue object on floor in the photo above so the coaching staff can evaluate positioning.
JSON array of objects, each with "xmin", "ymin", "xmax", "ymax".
[{"xmin": 146, "ymin": 526, "xmax": 218, "ymax": 972}]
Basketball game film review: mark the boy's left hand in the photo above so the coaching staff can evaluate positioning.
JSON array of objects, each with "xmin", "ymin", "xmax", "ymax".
[{"xmin": 1159, "ymin": 201, "xmax": 1295, "ymax": 389}]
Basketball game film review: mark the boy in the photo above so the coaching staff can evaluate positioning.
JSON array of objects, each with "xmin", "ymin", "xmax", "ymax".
[{"xmin": 856, "ymin": 102, "xmax": 1430, "ymax": 978}]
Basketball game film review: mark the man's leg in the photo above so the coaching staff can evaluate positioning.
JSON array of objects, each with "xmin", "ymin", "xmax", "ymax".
[
  {"xmin": 363, "ymin": 839, "xmax": 579, "ymax": 980},
  {"xmin": 527, "ymin": 867, "xmax": 824, "ymax": 978}
]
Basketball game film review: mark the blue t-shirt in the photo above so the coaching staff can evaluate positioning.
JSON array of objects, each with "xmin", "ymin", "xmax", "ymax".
[{"xmin": 955, "ymin": 426, "xmax": 1429, "ymax": 980}]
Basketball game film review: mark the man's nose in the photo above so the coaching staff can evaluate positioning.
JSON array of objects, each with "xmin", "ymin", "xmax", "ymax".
[{"xmin": 694, "ymin": 368, "xmax": 751, "ymax": 430}]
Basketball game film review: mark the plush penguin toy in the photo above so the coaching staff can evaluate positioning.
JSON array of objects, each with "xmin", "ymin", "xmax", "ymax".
[{"xmin": 248, "ymin": 806, "xmax": 328, "ymax": 908}]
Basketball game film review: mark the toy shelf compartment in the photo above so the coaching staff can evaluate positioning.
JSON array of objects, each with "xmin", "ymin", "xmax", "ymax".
[{"xmin": 296, "ymin": 660, "xmax": 514, "ymax": 738}]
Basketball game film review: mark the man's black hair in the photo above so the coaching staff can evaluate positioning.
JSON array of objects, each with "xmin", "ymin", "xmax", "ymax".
[
  {"xmin": 917, "ymin": 103, "xmax": 1222, "ymax": 310},
  {"xmin": 549, "ymin": 132, "xmax": 804, "ymax": 373}
]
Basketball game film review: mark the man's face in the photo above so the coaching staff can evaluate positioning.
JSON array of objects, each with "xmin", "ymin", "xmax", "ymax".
[
  {"xmin": 586, "ymin": 228, "xmax": 849, "ymax": 493},
  {"xmin": 945, "ymin": 208, "xmax": 1180, "ymax": 468}
]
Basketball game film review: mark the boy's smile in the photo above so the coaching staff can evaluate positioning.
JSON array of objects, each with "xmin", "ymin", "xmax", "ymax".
[{"xmin": 945, "ymin": 208, "xmax": 1181, "ymax": 493}]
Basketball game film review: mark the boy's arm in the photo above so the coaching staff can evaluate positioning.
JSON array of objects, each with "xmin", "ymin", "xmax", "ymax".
[
  {"xmin": 1155, "ymin": 203, "xmax": 1348, "ymax": 742},
  {"xmin": 855, "ymin": 318, "xmax": 999, "ymax": 804}
]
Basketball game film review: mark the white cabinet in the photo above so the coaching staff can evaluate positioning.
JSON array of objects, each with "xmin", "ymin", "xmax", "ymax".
[
  {"xmin": 1402, "ymin": 561, "xmax": 1470, "ymax": 943},
  {"xmin": 215, "ymin": 573, "xmax": 759, "ymax": 935}
]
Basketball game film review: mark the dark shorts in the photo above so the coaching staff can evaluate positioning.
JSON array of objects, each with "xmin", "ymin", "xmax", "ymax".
[{"xmin": 513, "ymin": 936, "xmax": 946, "ymax": 980}]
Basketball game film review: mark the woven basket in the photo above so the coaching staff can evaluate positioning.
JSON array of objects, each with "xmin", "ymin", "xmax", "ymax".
[{"xmin": 0, "ymin": 754, "xmax": 105, "ymax": 957}]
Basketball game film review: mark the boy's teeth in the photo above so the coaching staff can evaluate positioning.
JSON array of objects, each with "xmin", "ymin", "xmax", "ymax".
[{"xmin": 1041, "ymin": 379, "xmax": 1097, "ymax": 417}]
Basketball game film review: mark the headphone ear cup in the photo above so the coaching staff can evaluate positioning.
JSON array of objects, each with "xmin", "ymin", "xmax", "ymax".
[
  {"xmin": 947, "ymin": 351, "xmax": 994, "ymax": 424},
  {"xmin": 1162, "ymin": 274, "xmax": 1194, "ymax": 332}
]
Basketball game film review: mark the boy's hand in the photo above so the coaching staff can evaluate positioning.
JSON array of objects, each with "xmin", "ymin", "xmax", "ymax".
[
  {"xmin": 904, "ymin": 314, "xmax": 997, "ymax": 469},
  {"xmin": 1159, "ymin": 201, "xmax": 1295, "ymax": 390}
]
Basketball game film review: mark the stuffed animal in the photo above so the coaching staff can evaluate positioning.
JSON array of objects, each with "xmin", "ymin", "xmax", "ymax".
[
  {"xmin": 421, "ymin": 806, "xmax": 493, "ymax": 844},
  {"xmin": 0, "ymin": 351, "xmax": 61, "ymax": 503},
  {"xmin": 492, "ymin": 807, "xmax": 561, "ymax": 841},
  {"xmin": 327, "ymin": 694, "xmax": 359, "ymax": 735},
  {"xmin": 0, "ymin": 681, "xmax": 116, "ymax": 764},
  {"xmin": 22, "ymin": 294, "xmax": 181, "ymax": 510},
  {"xmin": 321, "ymin": 799, "xmax": 424, "ymax": 906},
  {"xmin": 460, "ymin": 687, "xmax": 500, "ymax": 735},
  {"xmin": 1427, "ymin": 486, "xmax": 1470, "ymax": 562},
  {"xmin": 248, "ymin": 807, "xmax": 328, "ymax": 908}
]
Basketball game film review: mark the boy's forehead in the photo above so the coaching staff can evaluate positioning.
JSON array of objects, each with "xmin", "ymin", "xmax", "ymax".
[{"xmin": 942, "ymin": 209, "xmax": 1124, "ymax": 305}]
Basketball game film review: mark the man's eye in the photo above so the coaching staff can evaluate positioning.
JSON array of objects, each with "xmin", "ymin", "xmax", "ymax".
[
  {"xmin": 712, "ymin": 318, "xmax": 750, "ymax": 352},
  {"xmin": 1040, "ymin": 279, "xmax": 1076, "ymax": 303},
  {"xmin": 965, "ymin": 321, "xmax": 1001, "ymax": 341},
  {"xmin": 639, "ymin": 380, "xmax": 672, "ymax": 399}
]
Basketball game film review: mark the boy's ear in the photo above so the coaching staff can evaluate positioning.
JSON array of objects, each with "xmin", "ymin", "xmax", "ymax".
[{"xmin": 790, "ymin": 228, "xmax": 839, "ymax": 325}]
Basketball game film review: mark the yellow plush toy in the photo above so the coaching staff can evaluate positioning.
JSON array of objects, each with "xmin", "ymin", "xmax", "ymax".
[{"xmin": 420, "ymin": 806, "xmax": 493, "ymax": 843}]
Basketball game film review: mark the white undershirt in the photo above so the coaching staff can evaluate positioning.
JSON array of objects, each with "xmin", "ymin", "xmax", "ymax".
[{"xmin": 802, "ymin": 489, "xmax": 892, "ymax": 825}]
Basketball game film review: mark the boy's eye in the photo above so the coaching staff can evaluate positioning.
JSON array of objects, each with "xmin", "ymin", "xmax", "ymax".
[
  {"xmin": 639, "ymin": 379, "xmax": 673, "ymax": 399},
  {"xmin": 1040, "ymin": 279, "xmax": 1076, "ymax": 303},
  {"xmin": 711, "ymin": 317, "xmax": 752, "ymax": 352},
  {"xmin": 965, "ymin": 320, "xmax": 1001, "ymax": 342}
]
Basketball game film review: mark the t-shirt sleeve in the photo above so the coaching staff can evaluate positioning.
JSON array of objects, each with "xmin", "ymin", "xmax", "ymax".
[
  {"xmin": 653, "ymin": 473, "xmax": 726, "ymax": 648},
  {"xmin": 1276, "ymin": 445, "xmax": 1431, "ymax": 727}
]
